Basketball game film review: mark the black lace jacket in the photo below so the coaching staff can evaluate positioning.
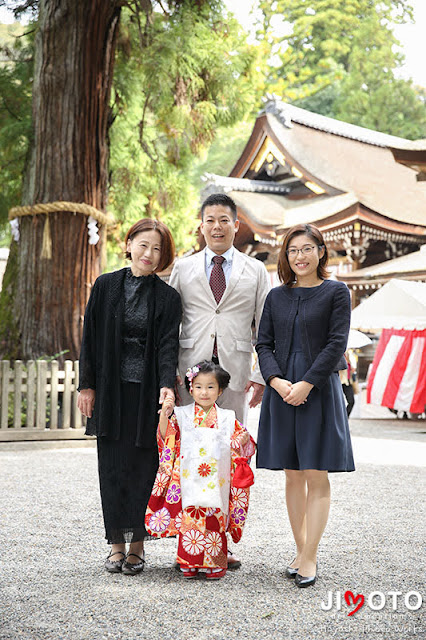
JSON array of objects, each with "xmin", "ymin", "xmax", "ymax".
[{"xmin": 78, "ymin": 268, "xmax": 181, "ymax": 448}]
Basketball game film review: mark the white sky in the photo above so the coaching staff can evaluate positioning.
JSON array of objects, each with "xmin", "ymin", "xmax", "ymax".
[{"xmin": 0, "ymin": 1, "xmax": 425, "ymax": 87}]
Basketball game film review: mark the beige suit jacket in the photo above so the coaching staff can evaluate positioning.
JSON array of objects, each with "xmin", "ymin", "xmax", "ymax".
[{"xmin": 169, "ymin": 247, "xmax": 270, "ymax": 392}]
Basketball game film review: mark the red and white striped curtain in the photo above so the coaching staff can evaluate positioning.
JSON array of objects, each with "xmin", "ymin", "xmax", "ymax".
[{"xmin": 367, "ymin": 328, "xmax": 426, "ymax": 414}]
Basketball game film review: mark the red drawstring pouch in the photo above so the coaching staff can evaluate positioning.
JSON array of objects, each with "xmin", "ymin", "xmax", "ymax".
[{"xmin": 233, "ymin": 457, "xmax": 254, "ymax": 488}]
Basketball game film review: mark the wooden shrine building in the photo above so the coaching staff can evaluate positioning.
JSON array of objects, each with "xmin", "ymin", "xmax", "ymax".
[
  {"xmin": 389, "ymin": 139, "xmax": 426, "ymax": 182},
  {"xmin": 337, "ymin": 245, "xmax": 426, "ymax": 306},
  {"xmin": 202, "ymin": 98, "xmax": 426, "ymax": 292}
]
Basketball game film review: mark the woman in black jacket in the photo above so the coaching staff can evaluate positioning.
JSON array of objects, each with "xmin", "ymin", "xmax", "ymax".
[
  {"xmin": 256, "ymin": 223, "xmax": 354, "ymax": 588},
  {"xmin": 78, "ymin": 219, "xmax": 181, "ymax": 575}
]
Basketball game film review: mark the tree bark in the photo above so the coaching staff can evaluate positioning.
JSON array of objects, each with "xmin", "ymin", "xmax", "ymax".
[{"xmin": 0, "ymin": 0, "xmax": 121, "ymax": 361}]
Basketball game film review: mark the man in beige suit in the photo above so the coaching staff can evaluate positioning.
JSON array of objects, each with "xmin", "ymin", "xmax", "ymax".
[
  {"xmin": 170, "ymin": 193, "xmax": 270, "ymax": 570},
  {"xmin": 170, "ymin": 192, "xmax": 269, "ymax": 426}
]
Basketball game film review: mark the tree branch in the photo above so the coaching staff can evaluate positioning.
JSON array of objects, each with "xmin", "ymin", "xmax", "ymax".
[
  {"xmin": 138, "ymin": 93, "xmax": 151, "ymax": 143},
  {"xmin": 141, "ymin": 140, "xmax": 160, "ymax": 164},
  {"xmin": 5, "ymin": 0, "xmax": 39, "ymax": 19},
  {"xmin": 0, "ymin": 96, "xmax": 22, "ymax": 122},
  {"xmin": 156, "ymin": 0, "xmax": 170, "ymax": 17}
]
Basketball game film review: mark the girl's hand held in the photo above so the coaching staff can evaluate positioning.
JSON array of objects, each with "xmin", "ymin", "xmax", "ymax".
[
  {"xmin": 159, "ymin": 396, "xmax": 174, "ymax": 438},
  {"xmin": 159, "ymin": 386, "xmax": 175, "ymax": 404},
  {"xmin": 161, "ymin": 396, "xmax": 175, "ymax": 418}
]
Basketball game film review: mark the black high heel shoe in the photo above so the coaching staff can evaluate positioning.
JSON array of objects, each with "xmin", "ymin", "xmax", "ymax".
[
  {"xmin": 295, "ymin": 563, "xmax": 318, "ymax": 588},
  {"xmin": 295, "ymin": 572, "xmax": 316, "ymax": 588},
  {"xmin": 285, "ymin": 560, "xmax": 299, "ymax": 579}
]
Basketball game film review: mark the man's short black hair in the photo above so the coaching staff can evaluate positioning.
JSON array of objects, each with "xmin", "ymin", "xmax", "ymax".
[
  {"xmin": 184, "ymin": 360, "xmax": 231, "ymax": 393},
  {"xmin": 201, "ymin": 193, "xmax": 238, "ymax": 221}
]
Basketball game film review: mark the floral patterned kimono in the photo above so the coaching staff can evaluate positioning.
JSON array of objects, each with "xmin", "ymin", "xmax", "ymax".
[{"xmin": 145, "ymin": 402, "xmax": 256, "ymax": 569}]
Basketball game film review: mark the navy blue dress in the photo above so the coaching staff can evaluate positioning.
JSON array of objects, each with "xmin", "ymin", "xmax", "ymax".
[{"xmin": 257, "ymin": 287, "xmax": 355, "ymax": 472}]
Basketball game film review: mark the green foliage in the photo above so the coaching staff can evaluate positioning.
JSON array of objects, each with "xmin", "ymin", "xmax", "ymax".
[
  {"xmin": 294, "ymin": 84, "xmax": 340, "ymax": 118},
  {"xmin": 0, "ymin": 240, "xmax": 19, "ymax": 359},
  {"xmin": 0, "ymin": 2, "xmax": 260, "ymax": 258},
  {"xmin": 332, "ymin": 13, "xmax": 426, "ymax": 138},
  {"xmin": 1, "ymin": 1, "xmax": 38, "ymax": 21},
  {"xmin": 108, "ymin": 1, "xmax": 260, "ymax": 255},
  {"xmin": 0, "ymin": 21, "xmax": 23, "ymax": 45},
  {"xmin": 1, "ymin": 0, "xmax": 426, "ymax": 265},
  {"xmin": 257, "ymin": 0, "xmax": 410, "ymax": 98},
  {"xmin": 189, "ymin": 118, "xmax": 255, "ymax": 191},
  {"xmin": 0, "ymin": 22, "xmax": 33, "ymax": 242},
  {"xmin": 257, "ymin": 0, "xmax": 426, "ymax": 139}
]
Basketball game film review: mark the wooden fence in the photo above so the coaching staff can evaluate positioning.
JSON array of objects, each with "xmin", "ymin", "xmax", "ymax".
[{"xmin": 0, "ymin": 360, "xmax": 87, "ymax": 441}]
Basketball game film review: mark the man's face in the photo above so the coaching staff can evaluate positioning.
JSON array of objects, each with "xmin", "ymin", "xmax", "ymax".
[{"xmin": 200, "ymin": 205, "xmax": 239, "ymax": 255}]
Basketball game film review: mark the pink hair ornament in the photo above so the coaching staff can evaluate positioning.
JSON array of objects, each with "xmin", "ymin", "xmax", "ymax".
[{"xmin": 185, "ymin": 365, "xmax": 200, "ymax": 392}]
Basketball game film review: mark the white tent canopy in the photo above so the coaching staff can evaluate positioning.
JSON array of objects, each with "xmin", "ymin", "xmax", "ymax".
[
  {"xmin": 347, "ymin": 329, "xmax": 372, "ymax": 349},
  {"xmin": 350, "ymin": 279, "xmax": 426, "ymax": 331}
]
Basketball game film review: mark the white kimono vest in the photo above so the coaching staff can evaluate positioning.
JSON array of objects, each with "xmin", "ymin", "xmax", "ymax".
[{"xmin": 174, "ymin": 403, "xmax": 235, "ymax": 515}]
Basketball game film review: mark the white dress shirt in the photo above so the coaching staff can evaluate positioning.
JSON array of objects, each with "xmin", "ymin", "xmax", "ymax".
[{"xmin": 205, "ymin": 246, "xmax": 234, "ymax": 285}]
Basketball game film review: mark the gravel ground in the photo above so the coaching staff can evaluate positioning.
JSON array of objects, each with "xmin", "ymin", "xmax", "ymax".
[{"xmin": 0, "ymin": 413, "xmax": 425, "ymax": 640}]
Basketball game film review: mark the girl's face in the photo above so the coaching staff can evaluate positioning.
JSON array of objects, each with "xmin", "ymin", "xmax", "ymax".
[
  {"xmin": 127, "ymin": 229, "xmax": 162, "ymax": 277},
  {"xmin": 190, "ymin": 372, "xmax": 221, "ymax": 411},
  {"xmin": 287, "ymin": 233, "xmax": 324, "ymax": 283}
]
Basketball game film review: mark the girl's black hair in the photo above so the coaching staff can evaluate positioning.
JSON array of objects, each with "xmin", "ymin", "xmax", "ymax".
[{"xmin": 184, "ymin": 360, "xmax": 231, "ymax": 392}]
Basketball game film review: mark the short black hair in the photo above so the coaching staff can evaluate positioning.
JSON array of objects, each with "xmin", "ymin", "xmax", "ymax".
[
  {"xmin": 201, "ymin": 193, "xmax": 238, "ymax": 221},
  {"xmin": 184, "ymin": 360, "xmax": 231, "ymax": 392}
]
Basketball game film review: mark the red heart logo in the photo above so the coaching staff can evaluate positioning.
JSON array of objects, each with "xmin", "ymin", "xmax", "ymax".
[{"xmin": 344, "ymin": 590, "xmax": 365, "ymax": 616}]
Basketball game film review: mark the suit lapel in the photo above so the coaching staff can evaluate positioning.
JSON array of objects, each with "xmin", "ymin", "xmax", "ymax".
[
  {"xmin": 195, "ymin": 249, "xmax": 217, "ymax": 306},
  {"xmin": 218, "ymin": 248, "xmax": 245, "ymax": 307}
]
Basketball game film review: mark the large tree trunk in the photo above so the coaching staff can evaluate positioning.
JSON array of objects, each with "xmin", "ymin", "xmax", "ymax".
[{"xmin": 0, "ymin": 0, "xmax": 121, "ymax": 361}]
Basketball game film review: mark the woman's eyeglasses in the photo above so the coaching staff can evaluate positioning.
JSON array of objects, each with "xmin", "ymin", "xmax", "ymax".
[{"xmin": 286, "ymin": 245, "xmax": 319, "ymax": 257}]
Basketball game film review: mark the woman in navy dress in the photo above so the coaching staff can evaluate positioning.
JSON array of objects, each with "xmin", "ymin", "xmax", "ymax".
[{"xmin": 256, "ymin": 224, "xmax": 355, "ymax": 588}]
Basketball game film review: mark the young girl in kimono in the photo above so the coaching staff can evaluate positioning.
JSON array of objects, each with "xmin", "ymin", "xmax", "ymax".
[{"xmin": 145, "ymin": 360, "xmax": 255, "ymax": 579}]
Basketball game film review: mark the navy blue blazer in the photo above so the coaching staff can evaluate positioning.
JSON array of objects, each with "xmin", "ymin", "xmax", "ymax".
[{"xmin": 256, "ymin": 279, "xmax": 351, "ymax": 389}]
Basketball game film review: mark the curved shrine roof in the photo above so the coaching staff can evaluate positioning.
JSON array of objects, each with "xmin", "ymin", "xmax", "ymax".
[{"xmin": 263, "ymin": 104, "xmax": 426, "ymax": 228}]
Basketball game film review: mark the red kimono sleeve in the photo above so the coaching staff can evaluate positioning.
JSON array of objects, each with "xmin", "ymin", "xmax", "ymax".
[
  {"xmin": 228, "ymin": 420, "xmax": 256, "ymax": 543},
  {"xmin": 145, "ymin": 414, "xmax": 183, "ymax": 538}
]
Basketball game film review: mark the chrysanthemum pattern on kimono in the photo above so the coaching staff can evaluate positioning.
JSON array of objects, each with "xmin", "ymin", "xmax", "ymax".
[{"xmin": 145, "ymin": 403, "xmax": 255, "ymax": 569}]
